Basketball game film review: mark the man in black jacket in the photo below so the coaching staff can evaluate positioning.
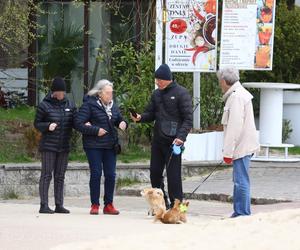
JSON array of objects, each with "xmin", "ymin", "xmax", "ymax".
[
  {"xmin": 131, "ymin": 64, "xmax": 193, "ymax": 208},
  {"xmin": 34, "ymin": 77, "xmax": 76, "ymax": 214}
]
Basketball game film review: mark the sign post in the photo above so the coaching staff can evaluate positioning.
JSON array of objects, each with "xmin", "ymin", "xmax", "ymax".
[
  {"xmin": 155, "ymin": 0, "xmax": 164, "ymax": 71},
  {"xmin": 193, "ymin": 72, "xmax": 201, "ymax": 129}
]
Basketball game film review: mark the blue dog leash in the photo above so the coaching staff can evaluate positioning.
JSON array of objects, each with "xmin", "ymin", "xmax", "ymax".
[{"xmin": 165, "ymin": 144, "xmax": 184, "ymax": 170}]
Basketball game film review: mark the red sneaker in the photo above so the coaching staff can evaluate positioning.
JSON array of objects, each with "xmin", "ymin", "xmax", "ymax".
[
  {"xmin": 103, "ymin": 203, "xmax": 120, "ymax": 215},
  {"xmin": 90, "ymin": 204, "xmax": 99, "ymax": 215}
]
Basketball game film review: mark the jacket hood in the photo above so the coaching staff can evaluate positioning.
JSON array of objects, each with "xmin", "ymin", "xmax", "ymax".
[
  {"xmin": 222, "ymin": 81, "xmax": 254, "ymax": 104},
  {"xmin": 82, "ymin": 94, "xmax": 98, "ymax": 103},
  {"xmin": 222, "ymin": 81, "xmax": 242, "ymax": 102}
]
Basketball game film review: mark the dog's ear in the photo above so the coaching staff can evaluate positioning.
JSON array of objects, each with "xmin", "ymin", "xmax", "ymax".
[
  {"xmin": 174, "ymin": 199, "xmax": 180, "ymax": 206},
  {"xmin": 141, "ymin": 188, "xmax": 148, "ymax": 196},
  {"xmin": 141, "ymin": 188, "xmax": 151, "ymax": 196}
]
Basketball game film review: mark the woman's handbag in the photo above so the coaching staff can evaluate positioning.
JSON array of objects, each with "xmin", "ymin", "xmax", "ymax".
[{"xmin": 114, "ymin": 143, "xmax": 121, "ymax": 155}]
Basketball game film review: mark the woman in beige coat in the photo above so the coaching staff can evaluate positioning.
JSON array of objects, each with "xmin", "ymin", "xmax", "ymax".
[{"xmin": 217, "ymin": 67, "xmax": 259, "ymax": 218}]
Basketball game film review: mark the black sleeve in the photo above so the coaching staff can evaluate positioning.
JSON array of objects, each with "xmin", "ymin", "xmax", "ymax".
[
  {"xmin": 74, "ymin": 102, "xmax": 100, "ymax": 135},
  {"xmin": 113, "ymin": 105, "xmax": 128, "ymax": 129},
  {"xmin": 177, "ymin": 89, "xmax": 193, "ymax": 142},
  {"xmin": 140, "ymin": 93, "xmax": 156, "ymax": 123},
  {"xmin": 34, "ymin": 103, "xmax": 50, "ymax": 133}
]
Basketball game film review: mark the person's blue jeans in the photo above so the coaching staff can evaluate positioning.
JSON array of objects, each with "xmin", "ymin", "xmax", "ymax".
[
  {"xmin": 84, "ymin": 148, "xmax": 116, "ymax": 206},
  {"xmin": 232, "ymin": 155, "xmax": 251, "ymax": 217}
]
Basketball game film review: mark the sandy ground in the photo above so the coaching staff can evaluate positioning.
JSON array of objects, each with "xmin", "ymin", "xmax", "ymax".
[
  {"xmin": 1, "ymin": 197, "xmax": 300, "ymax": 250},
  {"xmin": 53, "ymin": 209, "xmax": 300, "ymax": 250}
]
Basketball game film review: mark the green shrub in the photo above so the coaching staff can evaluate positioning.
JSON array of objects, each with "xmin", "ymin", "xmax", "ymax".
[
  {"xmin": 282, "ymin": 119, "xmax": 293, "ymax": 143},
  {"xmin": 174, "ymin": 72, "xmax": 223, "ymax": 130},
  {"xmin": 3, "ymin": 188, "xmax": 20, "ymax": 200},
  {"xmin": 38, "ymin": 24, "xmax": 84, "ymax": 92},
  {"xmin": 97, "ymin": 41, "xmax": 155, "ymax": 145},
  {"xmin": 23, "ymin": 126, "xmax": 41, "ymax": 158}
]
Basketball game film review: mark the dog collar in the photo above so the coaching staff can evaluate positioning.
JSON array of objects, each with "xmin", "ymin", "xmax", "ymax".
[{"xmin": 179, "ymin": 204, "xmax": 188, "ymax": 213}]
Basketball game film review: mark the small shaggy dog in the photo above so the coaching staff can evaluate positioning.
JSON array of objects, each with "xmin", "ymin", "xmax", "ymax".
[{"xmin": 140, "ymin": 188, "xmax": 166, "ymax": 216}]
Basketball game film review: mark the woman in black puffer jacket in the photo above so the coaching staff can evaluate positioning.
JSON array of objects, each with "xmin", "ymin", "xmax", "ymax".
[
  {"xmin": 34, "ymin": 77, "xmax": 76, "ymax": 214},
  {"xmin": 75, "ymin": 79, "xmax": 127, "ymax": 215}
]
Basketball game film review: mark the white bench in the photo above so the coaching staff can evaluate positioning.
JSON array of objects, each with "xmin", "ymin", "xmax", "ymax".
[
  {"xmin": 260, "ymin": 144, "xmax": 294, "ymax": 159},
  {"xmin": 252, "ymin": 143, "xmax": 300, "ymax": 162}
]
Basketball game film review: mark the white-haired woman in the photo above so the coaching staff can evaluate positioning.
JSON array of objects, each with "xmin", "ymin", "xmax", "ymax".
[
  {"xmin": 75, "ymin": 79, "xmax": 127, "ymax": 215},
  {"xmin": 217, "ymin": 67, "xmax": 259, "ymax": 218}
]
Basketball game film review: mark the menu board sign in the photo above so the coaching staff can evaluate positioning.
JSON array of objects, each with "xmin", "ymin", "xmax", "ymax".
[{"xmin": 219, "ymin": 0, "xmax": 276, "ymax": 70}]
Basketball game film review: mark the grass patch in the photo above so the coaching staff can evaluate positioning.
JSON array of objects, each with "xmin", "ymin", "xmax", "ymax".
[
  {"xmin": 0, "ymin": 106, "xmax": 35, "ymax": 122},
  {"xmin": 270, "ymin": 146, "xmax": 300, "ymax": 155},
  {"xmin": 68, "ymin": 151, "xmax": 87, "ymax": 162},
  {"xmin": 116, "ymin": 177, "xmax": 141, "ymax": 189},
  {"xmin": 68, "ymin": 145, "xmax": 150, "ymax": 163},
  {"xmin": 0, "ymin": 123, "xmax": 9, "ymax": 134},
  {"xmin": 2, "ymin": 189, "xmax": 20, "ymax": 200},
  {"xmin": 0, "ymin": 106, "xmax": 35, "ymax": 163},
  {"xmin": 0, "ymin": 140, "xmax": 34, "ymax": 163},
  {"xmin": 0, "ymin": 106, "xmax": 151, "ymax": 164},
  {"xmin": 286, "ymin": 147, "xmax": 300, "ymax": 155}
]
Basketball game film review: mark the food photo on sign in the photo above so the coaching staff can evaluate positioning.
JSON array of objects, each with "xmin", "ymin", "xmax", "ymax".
[
  {"xmin": 255, "ymin": 0, "xmax": 275, "ymax": 69},
  {"xmin": 185, "ymin": 0, "xmax": 216, "ymax": 65},
  {"xmin": 165, "ymin": 0, "xmax": 218, "ymax": 72}
]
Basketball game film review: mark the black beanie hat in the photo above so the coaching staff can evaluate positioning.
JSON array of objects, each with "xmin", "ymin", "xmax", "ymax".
[
  {"xmin": 154, "ymin": 64, "xmax": 172, "ymax": 81},
  {"xmin": 51, "ymin": 77, "xmax": 66, "ymax": 92}
]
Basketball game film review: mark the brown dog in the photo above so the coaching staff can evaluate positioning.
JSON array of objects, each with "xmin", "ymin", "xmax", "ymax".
[
  {"xmin": 155, "ymin": 199, "xmax": 190, "ymax": 224},
  {"xmin": 155, "ymin": 199, "xmax": 180, "ymax": 224},
  {"xmin": 141, "ymin": 188, "xmax": 166, "ymax": 216}
]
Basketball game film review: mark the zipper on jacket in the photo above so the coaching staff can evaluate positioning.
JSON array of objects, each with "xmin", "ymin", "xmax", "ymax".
[{"xmin": 58, "ymin": 103, "xmax": 64, "ymax": 151}]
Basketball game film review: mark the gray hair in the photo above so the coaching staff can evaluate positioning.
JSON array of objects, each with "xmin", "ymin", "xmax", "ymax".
[
  {"xmin": 87, "ymin": 79, "xmax": 113, "ymax": 96},
  {"xmin": 217, "ymin": 67, "xmax": 240, "ymax": 86}
]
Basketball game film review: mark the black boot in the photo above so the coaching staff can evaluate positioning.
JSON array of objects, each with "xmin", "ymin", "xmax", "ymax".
[
  {"xmin": 164, "ymin": 197, "xmax": 171, "ymax": 210},
  {"xmin": 55, "ymin": 205, "xmax": 70, "ymax": 214},
  {"xmin": 161, "ymin": 189, "xmax": 170, "ymax": 209},
  {"xmin": 169, "ymin": 200, "xmax": 174, "ymax": 209},
  {"xmin": 39, "ymin": 204, "xmax": 54, "ymax": 214}
]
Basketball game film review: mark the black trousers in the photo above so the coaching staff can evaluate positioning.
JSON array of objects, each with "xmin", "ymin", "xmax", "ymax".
[
  {"xmin": 150, "ymin": 142, "xmax": 183, "ymax": 206},
  {"xmin": 39, "ymin": 151, "xmax": 69, "ymax": 206}
]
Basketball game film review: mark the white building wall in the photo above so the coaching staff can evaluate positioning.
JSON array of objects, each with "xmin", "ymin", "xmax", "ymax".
[{"xmin": 283, "ymin": 91, "xmax": 300, "ymax": 146}]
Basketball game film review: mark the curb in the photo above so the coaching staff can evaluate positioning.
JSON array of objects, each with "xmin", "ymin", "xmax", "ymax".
[
  {"xmin": 1, "ymin": 161, "xmax": 225, "ymax": 170},
  {"xmin": 117, "ymin": 188, "xmax": 292, "ymax": 205}
]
